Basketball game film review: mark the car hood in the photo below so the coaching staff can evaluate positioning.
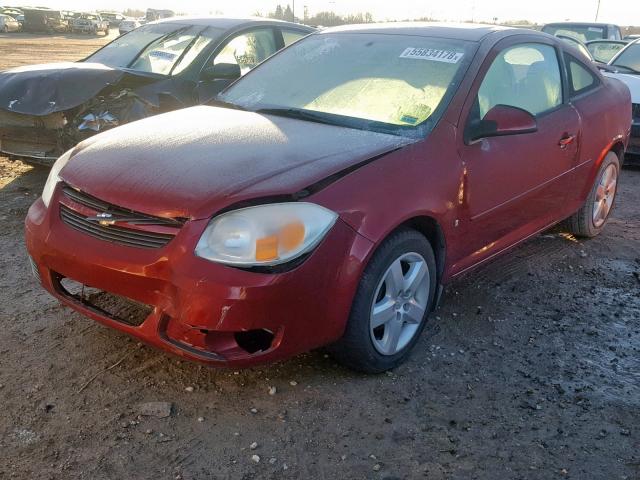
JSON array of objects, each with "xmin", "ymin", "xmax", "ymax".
[
  {"xmin": 604, "ymin": 72, "xmax": 640, "ymax": 103},
  {"xmin": 0, "ymin": 62, "xmax": 150, "ymax": 115},
  {"xmin": 61, "ymin": 106, "xmax": 414, "ymax": 220}
]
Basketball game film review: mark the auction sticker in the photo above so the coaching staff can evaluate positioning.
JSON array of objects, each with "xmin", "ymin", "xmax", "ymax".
[{"xmin": 400, "ymin": 47, "xmax": 464, "ymax": 63}]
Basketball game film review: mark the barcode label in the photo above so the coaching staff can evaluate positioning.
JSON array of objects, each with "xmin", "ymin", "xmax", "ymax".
[{"xmin": 400, "ymin": 47, "xmax": 464, "ymax": 63}]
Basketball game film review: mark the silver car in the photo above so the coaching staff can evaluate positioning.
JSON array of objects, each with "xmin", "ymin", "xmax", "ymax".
[
  {"xmin": 118, "ymin": 19, "xmax": 140, "ymax": 35},
  {"xmin": 0, "ymin": 14, "xmax": 20, "ymax": 33}
]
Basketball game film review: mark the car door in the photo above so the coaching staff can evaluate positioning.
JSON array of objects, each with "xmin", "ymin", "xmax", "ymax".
[
  {"xmin": 561, "ymin": 52, "xmax": 613, "ymax": 205},
  {"xmin": 196, "ymin": 27, "xmax": 278, "ymax": 104},
  {"xmin": 455, "ymin": 39, "xmax": 580, "ymax": 270}
]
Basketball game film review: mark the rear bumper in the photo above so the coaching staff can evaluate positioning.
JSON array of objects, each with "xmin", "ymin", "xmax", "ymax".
[{"xmin": 25, "ymin": 194, "xmax": 373, "ymax": 367}]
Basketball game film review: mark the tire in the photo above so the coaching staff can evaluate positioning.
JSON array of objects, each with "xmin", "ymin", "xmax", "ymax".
[
  {"xmin": 329, "ymin": 228, "xmax": 437, "ymax": 373},
  {"xmin": 565, "ymin": 151, "xmax": 620, "ymax": 238}
]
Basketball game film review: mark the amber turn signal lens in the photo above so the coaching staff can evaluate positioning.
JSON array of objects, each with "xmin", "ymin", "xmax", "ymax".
[
  {"xmin": 280, "ymin": 221, "xmax": 306, "ymax": 251},
  {"xmin": 255, "ymin": 235, "xmax": 279, "ymax": 261}
]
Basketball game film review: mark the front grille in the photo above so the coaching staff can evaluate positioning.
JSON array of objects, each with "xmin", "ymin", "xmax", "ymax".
[
  {"xmin": 633, "ymin": 103, "xmax": 640, "ymax": 120},
  {"xmin": 60, "ymin": 205, "xmax": 175, "ymax": 249},
  {"xmin": 62, "ymin": 185, "xmax": 185, "ymax": 227},
  {"xmin": 59, "ymin": 184, "xmax": 184, "ymax": 249}
]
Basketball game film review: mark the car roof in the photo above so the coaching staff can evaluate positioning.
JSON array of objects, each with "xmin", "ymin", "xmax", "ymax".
[
  {"xmin": 319, "ymin": 22, "xmax": 521, "ymax": 42},
  {"xmin": 151, "ymin": 16, "xmax": 315, "ymax": 31}
]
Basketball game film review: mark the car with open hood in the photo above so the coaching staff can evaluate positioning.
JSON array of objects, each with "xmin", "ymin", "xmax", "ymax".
[
  {"xmin": 25, "ymin": 23, "xmax": 631, "ymax": 372},
  {"xmin": 0, "ymin": 16, "xmax": 314, "ymax": 165}
]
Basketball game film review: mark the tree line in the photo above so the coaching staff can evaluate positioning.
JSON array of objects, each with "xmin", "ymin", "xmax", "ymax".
[{"xmin": 266, "ymin": 4, "xmax": 374, "ymax": 27}]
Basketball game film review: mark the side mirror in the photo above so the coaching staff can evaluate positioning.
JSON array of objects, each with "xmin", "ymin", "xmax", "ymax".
[
  {"xmin": 467, "ymin": 105, "xmax": 537, "ymax": 143},
  {"xmin": 201, "ymin": 63, "xmax": 241, "ymax": 81}
]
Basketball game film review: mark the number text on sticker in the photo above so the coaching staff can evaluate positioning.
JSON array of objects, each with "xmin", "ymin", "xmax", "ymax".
[{"xmin": 400, "ymin": 47, "xmax": 464, "ymax": 64}]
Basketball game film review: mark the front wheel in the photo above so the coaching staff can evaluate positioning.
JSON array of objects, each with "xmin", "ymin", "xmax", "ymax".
[
  {"xmin": 329, "ymin": 229, "xmax": 437, "ymax": 373},
  {"xmin": 565, "ymin": 151, "xmax": 620, "ymax": 238}
]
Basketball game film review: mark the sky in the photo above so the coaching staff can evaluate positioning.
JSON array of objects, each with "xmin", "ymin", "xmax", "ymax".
[{"xmin": 6, "ymin": 0, "xmax": 640, "ymax": 25}]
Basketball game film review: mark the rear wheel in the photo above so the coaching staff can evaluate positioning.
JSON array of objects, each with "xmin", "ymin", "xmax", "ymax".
[
  {"xmin": 329, "ymin": 229, "xmax": 436, "ymax": 373},
  {"xmin": 565, "ymin": 151, "xmax": 620, "ymax": 237}
]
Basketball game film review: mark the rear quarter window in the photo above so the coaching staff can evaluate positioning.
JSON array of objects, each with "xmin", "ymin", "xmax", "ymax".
[{"xmin": 564, "ymin": 54, "xmax": 600, "ymax": 97}]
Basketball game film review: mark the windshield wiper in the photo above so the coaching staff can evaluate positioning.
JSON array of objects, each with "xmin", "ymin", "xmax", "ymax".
[
  {"xmin": 612, "ymin": 64, "xmax": 640, "ymax": 74},
  {"xmin": 255, "ymin": 108, "xmax": 347, "ymax": 127}
]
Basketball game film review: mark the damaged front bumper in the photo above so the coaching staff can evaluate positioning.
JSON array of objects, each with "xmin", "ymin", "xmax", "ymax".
[
  {"xmin": 0, "ymin": 109, "xmax": 66, "ymax": 165},
  {"xmin": 0, "ymin": 90, "xmax": 157, "ymax": 165},
  {"xmin": 25, "ymin": 191, "xmax": 371, "ymax": 366},
  {"xmin": 0, "ymin": 64, "xmax": 174, "ymax": 165}
]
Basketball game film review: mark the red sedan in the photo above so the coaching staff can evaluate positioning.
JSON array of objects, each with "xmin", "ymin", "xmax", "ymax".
[{"xmin": 25, "ymin": 24, "xmax": 631, "ymax": 372}]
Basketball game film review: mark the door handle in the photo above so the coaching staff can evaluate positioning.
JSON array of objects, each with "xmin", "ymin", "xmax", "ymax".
[{"xmin": 558, "ymin": 134, "xmax": 576, "ymax": 148}]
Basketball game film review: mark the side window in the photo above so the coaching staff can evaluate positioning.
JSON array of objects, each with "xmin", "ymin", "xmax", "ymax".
[
  {"xmin": 477, "ymin": 43, "xmax": 562, "ymax": 119},
  {"xmin": 564, "ymin": 54, "xmax": 599, "ymax": 96},
  {"xmin": 212, "ymin": 28, "xmax": 277, "ymax": 75},
  {"xmin": 282, "ymin": 29, "xmax": 308, "ymax": 47}
]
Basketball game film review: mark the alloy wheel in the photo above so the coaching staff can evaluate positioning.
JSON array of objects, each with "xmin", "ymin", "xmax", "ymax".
[
  {"xmin": 592, "ymin": 164, "xmax": 617, "ymax": 228},
  {"xmin": 369, "ymin": 252, "xmax": 430, "ymax": 355}
]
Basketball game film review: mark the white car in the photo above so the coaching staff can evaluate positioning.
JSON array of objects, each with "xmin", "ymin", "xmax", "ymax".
[
  {"xmin": 118, "ymin": 19, "xmax": 140, "ymax": 35},
  {"xmin": 0, "ymin": 14, "xmax": 20, "ymax": 32},
  {"xmin": 602, "ymin": 39, "xmax": 640, "ymax": 163}
]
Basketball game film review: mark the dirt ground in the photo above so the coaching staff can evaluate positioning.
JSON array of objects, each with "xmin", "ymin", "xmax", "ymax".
[{"xmin": 1, "ymin": 32, "xmax": 639, "ymax": 480}]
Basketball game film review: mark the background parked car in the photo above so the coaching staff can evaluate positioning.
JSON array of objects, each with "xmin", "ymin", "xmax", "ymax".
[
  {"xmin": 0, "ymin": 7, "xmax": 21, "ymax": 27},
  {"xmin": 99, "ymin": 11, "xmax": 124, "ymax": 28},
  {"xmin": 22, "ymin": 8, "xmax": 68, "ymax": 33},
  {"xmin": 146, "ymin": 8, "xmax": 174, "ymax": 22},
  {"xmin": 71, "ymin": 13, "xmax": 109, "ymax": 35},
  {"xmin": 0, "ymin": 17, "xmax": 315, "ymax": 165},
  {"xmin": 0, "ymin": 13, "xmax": 19, "ymax": 32},
  {"xmin": 542, "ymin": 22, "xmax": 623, "ymax": 41},
  {"xmin": 586, "ymin": 39, "xmax": 628, "ymax": 63},
  {"xmin": 602, "ymin": 39, "xmax": 640, "ymax": 164},
  {"xmin": 118, "ymin": 18, "xmax": 140, "ymax": 35}
]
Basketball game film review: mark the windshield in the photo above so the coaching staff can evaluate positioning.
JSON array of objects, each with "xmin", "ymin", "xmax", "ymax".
[
  {"xmin": 543, "ymin": 25, "xmax": 606, "ymax": 42},
  {"xmin": 221, "ymin": 33, "xmax": 475, "ymax": 137},
  {"xmin": 85, "ymin": 23, "xmax": 223, "ymax": 75},
  {"xmin": 611, "ymin": 43, "xmax": 640, "ymax": 72},
  {"xmin": 587, "ymin": 41, "xmax": 625, "ymax": 63}
]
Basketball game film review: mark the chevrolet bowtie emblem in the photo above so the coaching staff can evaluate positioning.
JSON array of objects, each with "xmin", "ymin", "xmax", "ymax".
[{"xmin": 86, "ymin": 212, "xmax": 116, "ymax": 226}]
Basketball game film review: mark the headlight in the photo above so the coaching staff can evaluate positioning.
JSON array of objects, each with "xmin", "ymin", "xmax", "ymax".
[
  {"xmin": 195, "ymin": 203, "xmax": 338, "ymax": 266},
  {"xmin": 42, "ymin": 149, "xmax": 73, "ymax": 208}
]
